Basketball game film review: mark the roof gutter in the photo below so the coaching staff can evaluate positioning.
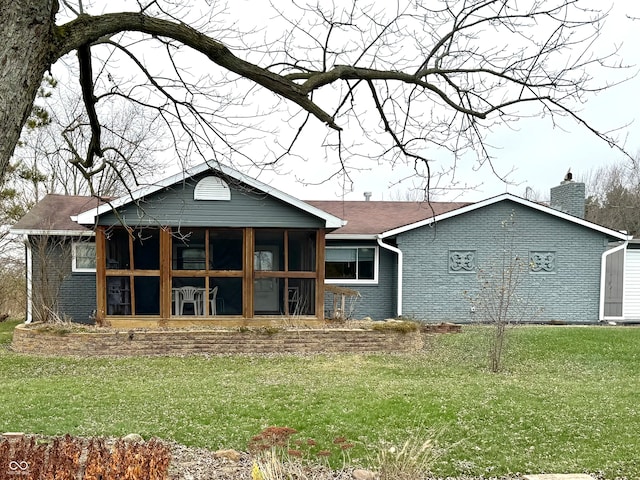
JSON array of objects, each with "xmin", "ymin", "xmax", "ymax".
[
  {"xmin": 376, "ymin": 236, "xmax": 402, "ymax": 317},
  {"xmin": 599, "ymin": 240, "xmax": 628, "ymax": 322}
]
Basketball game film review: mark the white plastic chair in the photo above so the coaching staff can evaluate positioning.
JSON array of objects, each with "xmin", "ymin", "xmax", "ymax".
[
  {"xmin": 179, "ymin": 286, "xmax": 202, "ymax": 315},
  {"xmin": 209, "ymin": 286, "xmax": 219, "ymax": 316}
]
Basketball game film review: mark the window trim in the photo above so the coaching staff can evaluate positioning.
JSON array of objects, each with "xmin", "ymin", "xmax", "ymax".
[
  {"xmin": 325, "ymin": 245, "xmax": 379, "ymax": 285},
  {"xmin": 72, "ymin": 241, "xmax": 97, "ymax": 272}
]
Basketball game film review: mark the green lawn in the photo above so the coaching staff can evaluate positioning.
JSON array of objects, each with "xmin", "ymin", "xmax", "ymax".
[{"xmin": 1, "ymin": 321, "xmax": 638, "ymax": 478}]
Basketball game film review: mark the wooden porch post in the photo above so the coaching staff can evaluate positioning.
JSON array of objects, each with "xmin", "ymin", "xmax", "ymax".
[
  {"xmin": 243, "ymin": 227, "xmax": 254, "ymax": 319},
  {"xmin": 159, "ymin": 227, "xmax": 171, "ymax": 323},
  {"xmin": 95, "ymin": 227, "xmax": 106, "ymax": 324}
]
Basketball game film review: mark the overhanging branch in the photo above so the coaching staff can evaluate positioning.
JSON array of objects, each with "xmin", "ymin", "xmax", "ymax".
[{"xmin": 55, "ymin": 12, "xmax": 341, "ymax": 130}]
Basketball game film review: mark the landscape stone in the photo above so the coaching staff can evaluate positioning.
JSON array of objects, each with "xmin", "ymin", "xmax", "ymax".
[
  {"xmin": 122, "ymin": 433, "xmax": 144, "ymax": 443},
  {"xmin": 213, "ymin": 449, "xmax": 241, "ymax": 462},
  {"xmin": 352, "ymin": 468, "xmax": 378, "ymax": 480}
]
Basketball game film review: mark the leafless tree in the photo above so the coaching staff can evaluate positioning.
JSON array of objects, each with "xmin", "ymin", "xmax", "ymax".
[
  {"xmin": 11, "ymin": 75, "xmax": 168, "ymax": 199},
  {"xmin": 0, "ymin": 258, "xmax": 25, "ymax": 318},
  {"xmin": 29, "ymin": 234, "xmax": 77, "ymax": 323},
  {"xmin": 467, "ymin": 211, "xmax": 541, "ymax": 372},
  {"xmin": 582, "ymin": 155, "xmax": 640, "ymax": 236},
  {"xmin": 0, "ymin": 1, "xmax": 631, "ymax": 195}
]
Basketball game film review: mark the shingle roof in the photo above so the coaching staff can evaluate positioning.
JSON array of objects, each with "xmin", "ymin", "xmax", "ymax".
[
  {"xmin": 11, "ymin": 194, "xmax": 101, "ymax": 234},
  {"xmin": 307, "ymin": 200, "xmax": 471, "ymax": 235}
]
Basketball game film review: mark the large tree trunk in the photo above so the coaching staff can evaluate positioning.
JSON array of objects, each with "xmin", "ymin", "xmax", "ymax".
[{"xmin": 0, "ymin": 0, "xmax": 59, "ymax": 180}]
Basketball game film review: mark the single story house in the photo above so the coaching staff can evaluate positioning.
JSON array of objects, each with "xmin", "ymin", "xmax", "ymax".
[{"xmin": 11, "ymin": 162, "xmax": 634, "ymax": 326}]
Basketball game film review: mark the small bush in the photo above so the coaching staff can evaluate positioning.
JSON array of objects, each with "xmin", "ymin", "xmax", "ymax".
[
  {"xmin": 374, "ymin": 431, "xmax": 443, "ymax": 480},
  {"xmin": 248, "ymin": 427, "xmax": 354, "ymax": 479},
  {"xmin": 371, "ymin": 320, "xmax": 419, "ymax": 334}
]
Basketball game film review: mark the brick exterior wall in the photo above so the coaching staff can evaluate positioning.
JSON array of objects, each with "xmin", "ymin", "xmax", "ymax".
[
  {"xmin": 550, "ymin": 181, "xmax": 586, "ymax": 218},
  {"xmin": 11, "ymin": 324, "xmax": 424, "ymax": 356},
  {"xmin": 397, "ymin": 200, "xmax": 609, "ymax": 323},
  {"xmin": 30, "ymin": 237, "xmax": 96, "ymax": 324}
]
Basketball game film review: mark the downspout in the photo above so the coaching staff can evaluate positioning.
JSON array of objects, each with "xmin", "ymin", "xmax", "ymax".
[
  {"xmin": 377, "ymin": 236, "xmax": 402, "ymax": 317},
  {"xmin": 23, "ymin": 235, "xmax": 33, "ymax": 324},
  {"xmin": 599, "ymin": 240, "xmax": 628, "ymax": 322}
]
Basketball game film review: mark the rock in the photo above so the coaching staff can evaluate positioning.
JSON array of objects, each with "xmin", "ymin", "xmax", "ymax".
[
  {"xmin": 352, "ymin": 468, "xmax": 378, "ymax": 480},
  {"xmin": 122, "ymin": 433, "xmax": 144, "ymax": 443},
  {"xmin": 2, "ymin": 432, "xmax": 24, "ymax": 441},
  {"xmin": 213, "ymin": 448, "xmax": 241, "ymax": 462},
  {"xmin": 362, "ymin": 316, "xmax": 373, "ymax": 322}
]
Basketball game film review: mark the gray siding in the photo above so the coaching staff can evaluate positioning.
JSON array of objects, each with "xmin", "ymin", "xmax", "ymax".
[
  {"xmin": 30, "ymin": 237, "xmax": 96, "ymax": 324},
  {"xmin": 396, "ymin": 200, "xmax": 609, "ymax": 324},
  {"xmin": 324, "ymin": 240, "xmax": 397, "ymax": 320},
  {"xmin": 98, "ymin": 173, "xmax": 325, "ymax": 228}
]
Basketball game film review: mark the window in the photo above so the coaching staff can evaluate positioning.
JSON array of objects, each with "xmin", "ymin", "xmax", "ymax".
[
  {"xmin": 326, "ymin": 247, "xmax": 377, "ymax": 283},
  {"xmin": 72, "ymin": 241, "xmax": 96, "ymax": 272}
]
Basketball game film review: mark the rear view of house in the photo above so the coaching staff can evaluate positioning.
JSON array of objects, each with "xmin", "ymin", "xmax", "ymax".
[{"xmin": 12, "ymin": 165, "xmax": 632, "ymax": 327}]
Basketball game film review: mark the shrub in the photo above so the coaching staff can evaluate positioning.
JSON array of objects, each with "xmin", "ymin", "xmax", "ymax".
[
  {"xmin": 374, "ymin": 431, "xmax": 443, "ymax": 480},
  {"xmin": 371, "ymin": 320, "xmax": 419, "ymax": 334}
]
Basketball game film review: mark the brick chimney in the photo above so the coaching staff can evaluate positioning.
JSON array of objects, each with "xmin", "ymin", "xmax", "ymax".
[{"xmin": 550, "ymin": 179, "xmax": 585, "ymax": 219}]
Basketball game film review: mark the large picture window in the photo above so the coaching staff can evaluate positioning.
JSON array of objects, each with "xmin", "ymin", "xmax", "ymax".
[{"xmin": 325, "ymin": 246, "xmax": 377, "ymax": 283}]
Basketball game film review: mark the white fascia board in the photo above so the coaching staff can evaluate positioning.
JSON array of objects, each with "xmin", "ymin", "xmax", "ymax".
[
  {"xmin": 325, "ymin": 233, "xmax": 378, "ymax": 241},
  {"xmin": 74, "ymin": 161, "xmax": 345, "ymax": 229},
  {"xmin": 10, "ymin": 228, "xmax": 95, "ymax": 237},
  {"xmin": 379, "ymin": 193, "xmax": 632, "ymax": 241}
]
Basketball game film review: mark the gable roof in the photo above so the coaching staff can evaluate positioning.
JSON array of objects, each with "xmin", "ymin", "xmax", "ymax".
[
  {"xmin": 73, "ymin": 161, "xmax": 344, "ymax": 229},
  {"xmin": 310, "ymin": 193, "xmax": 632, "ymax": 241},
  {"xmin": 10, "ymin": 195, "xmax": 102, "ymax": 235},
  {"xmin": 307, "ymin": 200, "xmax": 470, "ymax": 237}
]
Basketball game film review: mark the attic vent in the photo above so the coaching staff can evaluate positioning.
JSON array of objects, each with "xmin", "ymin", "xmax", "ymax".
[{"xmin": 194, "ymin": 176, "xmax": 231, "ymax": 201}]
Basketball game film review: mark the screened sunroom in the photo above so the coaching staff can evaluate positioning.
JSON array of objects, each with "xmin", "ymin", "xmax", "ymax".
[{"xmin": 76, "ymin": 163, "xmax": 343, "ymax": 327}]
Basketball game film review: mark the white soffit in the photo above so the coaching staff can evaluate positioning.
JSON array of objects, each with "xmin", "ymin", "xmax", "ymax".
[{"xmin": 194, "ymin": 176, "xmax": 231, "ymax": 201}]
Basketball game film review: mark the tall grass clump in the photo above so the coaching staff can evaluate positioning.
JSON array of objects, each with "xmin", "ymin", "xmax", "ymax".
[{"xmin": 373, "ymin": 429, "xmax": 443, "ymax": 480}]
